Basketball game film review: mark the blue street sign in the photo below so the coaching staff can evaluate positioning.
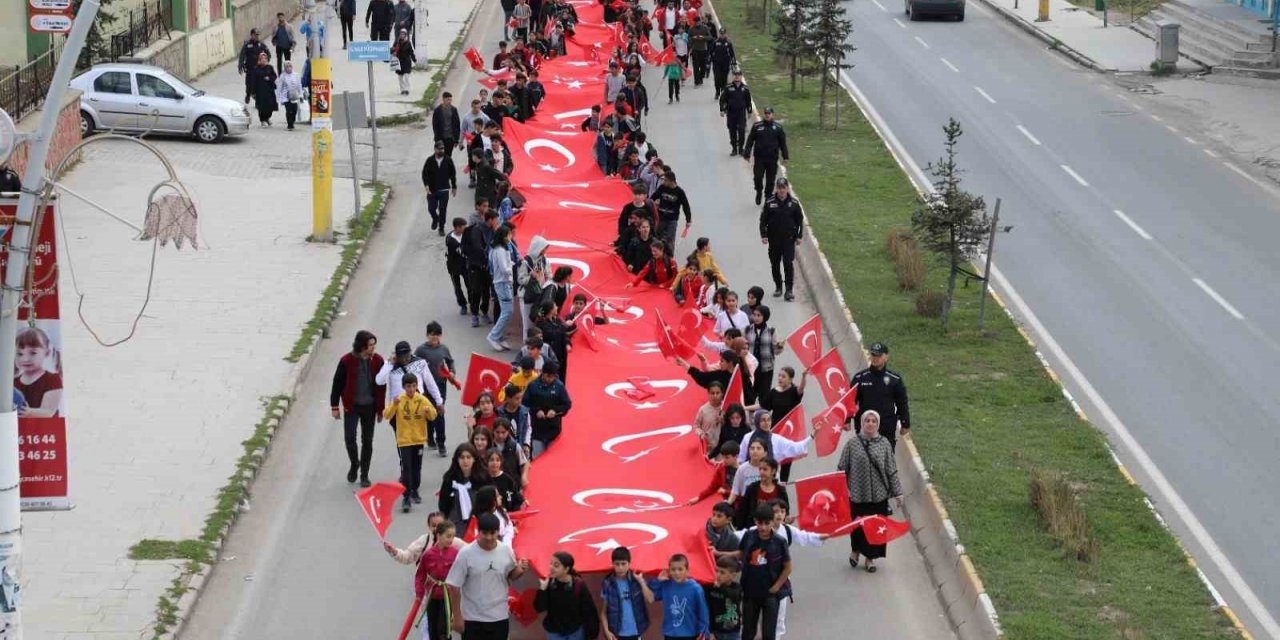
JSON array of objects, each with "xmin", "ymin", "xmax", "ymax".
[{"xmin": 347, "ymin": 41, "xmax": 392, "ymax": 62}]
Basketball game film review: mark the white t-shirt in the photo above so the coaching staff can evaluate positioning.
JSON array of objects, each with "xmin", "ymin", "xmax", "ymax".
[{"xmin": 445, "ymin": 541, "xmax": 517, "ymax": 622}]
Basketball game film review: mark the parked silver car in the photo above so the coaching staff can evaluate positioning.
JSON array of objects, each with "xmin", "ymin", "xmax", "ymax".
[{"xmin": 70, "ymin": 63, "xmax": 252, "ymax": 143}]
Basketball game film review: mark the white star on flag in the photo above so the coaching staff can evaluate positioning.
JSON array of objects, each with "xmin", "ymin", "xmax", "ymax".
[
  {"xmin": 539, "ymin": 163, "xmax": 559, "ymax": 173},
  {"xmin": 586, "ymin": 538, "xmax": 623, "ymax": 554},
  {"xmin": 567, "ymin": 80, "xmax": 584, "ymax": 89}
]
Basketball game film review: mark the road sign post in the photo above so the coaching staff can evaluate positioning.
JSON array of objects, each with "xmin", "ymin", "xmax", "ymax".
[
  {"xmin": 339, "ymin": 91, "xmax": 362, "ymax": 219},
  {"xmin": 347, "ymin": 41, "xmax": 389, "ymax": 184}
]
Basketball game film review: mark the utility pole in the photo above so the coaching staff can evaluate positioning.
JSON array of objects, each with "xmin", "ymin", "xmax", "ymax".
[
  {"xmin": 308, "ymin": 0, "xmax": 334, "ymax": 241},
  {"xmin": 977, "ymin": 198, "xmax": 1002, "ymax": 333},
  {"xmin": 1, "ymin": 1, "xmax": 101, "ymax": 636}
]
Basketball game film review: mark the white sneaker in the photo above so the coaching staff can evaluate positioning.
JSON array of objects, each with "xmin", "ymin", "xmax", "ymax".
[
  {"xmin": 499, "ymin": 340, "xmax": 513, "ymax": 350},
  {"xmin": 487, "ymin": 337, "xmax": 507, "ymax": 352}
]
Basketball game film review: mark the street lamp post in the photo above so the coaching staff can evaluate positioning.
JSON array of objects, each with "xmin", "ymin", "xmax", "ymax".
[{"xmin": 0, "ymin": 0, "xmax": 102, "ymax": 636}]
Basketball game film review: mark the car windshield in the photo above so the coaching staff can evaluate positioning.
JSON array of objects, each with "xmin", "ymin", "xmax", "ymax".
[{"xmin": 162, "ymin": 74, "xmax": 203, "ymax": 97}]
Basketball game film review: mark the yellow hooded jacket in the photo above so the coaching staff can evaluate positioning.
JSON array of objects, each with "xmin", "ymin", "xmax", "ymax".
[{"xmin": 383, "ymin": 392, "xmax": 438, "ymax": 447}]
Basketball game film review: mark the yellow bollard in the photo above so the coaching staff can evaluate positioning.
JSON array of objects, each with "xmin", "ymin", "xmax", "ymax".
[
  {"xmin": 1037, "ymin": 0, "xmax": 1050, "ymax": 21},
  {"xmin": 310, "ymin": 58, "xmax": 334, "ymax": 242}
]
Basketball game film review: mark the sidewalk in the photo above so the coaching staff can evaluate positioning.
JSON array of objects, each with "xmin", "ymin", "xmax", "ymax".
[
  {"xmin": 19, "ymin": 0, "xmax": 475, "ymax": 637},
  {"xmin": 975, "ymin": 0, "xmax": 1158, "ymax": 71}
]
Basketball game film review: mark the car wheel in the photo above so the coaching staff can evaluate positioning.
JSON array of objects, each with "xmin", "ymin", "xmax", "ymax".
[
  {"xmin": 909, "ymin": 6, "xmax": 921, "ymax": 19},
  {"xmin": 80, "ymin": 111, "xmax": 95, "ymax": 137},
  {"xmin": 904, "ymin": 0, "xmax": 910, "ymax": 14},
  {"xmin": 956, "ymin": 7, "xmax": 966, "ymax": 19},
  {"xmin": 194, "ymin": 116, "xmax": 225, "ymax": 143}
]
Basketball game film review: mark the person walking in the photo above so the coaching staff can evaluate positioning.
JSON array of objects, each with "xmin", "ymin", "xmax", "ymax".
[
  {"xmin": 338, "ymin": 0, "xmax": 357, "ymax": 48},
  {"xmin": 366, "ymin": 0, "xmax": 395, "ymax": 40},
  {"xmin": 758, "ymin": 177, "xmax": 803, "ymax": 301},
  {"xmin": 248, "ymin": 52, "xmax": 279, "ymax": 126},
  {"xmin": 533, "ymin": 552, "xmax": 601, "ymax": 640},
  {"xmin": 445, "ymin": 218, "xmax": 470, "ymax": 315},
  {"xmin": 838, "ymin": 410, "xmax": 904, "ymax": 573},
  {"xmin": 415, "ymin": 321, "xmax": 458, "ymax": 453},
  {"xmin": 516, "ymin": 235, "xmax": 550, "ymax": 342},
  {"xmin": 384, "ymin": 373, "xmax": 436, "ymax": 513},
  {"xmin": 652, "ymin": 170, "xmax": 692, "ymax": 248},
  {"xmin": 487, "ymin": 225, "xmax": 518, "ymax": 352},
  {"xmin": 392, "ymin": 29, "xmax": 417, "ymax": 95},
  {"xmin": 237, "ymin": 29, "xmax": 270, "ymax": 104},
  {"xmin": 438, "ymin": 443, "xmax": 489, "ymax": 530},
  {"xmin": 501, "ymin": 0, "xmax": 518, "ymax": 40},
  {"xmin": 522, "ymin": 361, "xmax": 570, "ymax": 458},
  {"xmin": 735, "ymin": 504, "xmax": 791, "ymax": 640},
  {"xmin": 445, "ymin": 512, "xmax": 530, "ymax": 639},
  {"xmin": 270, "ymin": 12, "xmax": 295, "ymax": 75},
  {"xmin": 393, "ymin": 0, "xmax": 416, "ymax": 43},
  {"xmin": 709, "ymin": 30, "xmax": 736, "ymax": 99},
  {"xmin": 743, "ymin": 107, "xmax": 789, "ymax": 205},
  {"xmin": 849, "ymin": 341, "xmax": 911, "ymax": 449},
  {"xmin": 689, "ymin": 16, "xmax": 712, "ymax": 86},
  {"xmin": 719, "ymin": 70, "xmax": 751, "ymax": 156},
  {"xmin": 512, "ymin": 0, "xmax": 534, "ymax": 42},
  {"xmin": 663, "ymin": 55, "xmax": 683, "ymax": 104},
  {"xmin": 422, "ymin": 141, "xmax": 457, "ymax": 235},
  {"xmin": 464, "ymin": 204, "xmax": 499, "ymax": 327},
  {"xmin": 432, "ymin": 92, "xmax": 463, "ymax": 154},
  {"xmin": 329, "ymin": 330, "xmax": 385, "ymax": 487},
  {"xmin": 275, "ymin": 60, "xmax": 303, "ymax": 130}
]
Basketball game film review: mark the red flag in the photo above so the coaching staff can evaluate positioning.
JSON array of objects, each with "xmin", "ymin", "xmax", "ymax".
[
  {"xmin": 676, "ymin": 308, "xmax": 708, "ymax": 348},
  {"xmin": 507, "ymin": 16, "xmax": 519, "ymax": 30},
  {"xmin": 785, "ymin": 314, "xmax": 823, "ymax": 370},
  {"xmin": 654, "ymin": 309, "xmax": 694, "ymax": 361},
  {"xmin": 625, "ymin": 376, "xmax": 657, "ymax": 401},
  {"xmin": 438, "ymin": 363, "xmax": 463, "ymax": 390},
  {"xmin": 724, "ymin": 365, "xmax": 744, "ymax": 407},
  {"xmin": 531, "ymin": 52, "xmax": 545, "ymax": 69},
  {"xmin": 462, "ymin": 516, "xmax": 478, "ymax": 543},
  {"xmin": 503, "ymin": 120, "xmax": 606, "ymax": 186},
  {"xmin": 811, "ymin": 348, "xmax": 849, "ymax": 406},
  {"xmin": 509, "ymin": 587, "xmax": 540, "ymax": 626},
  {"xmin": 464, "ymin": 46, "xmax": 485, "ymax": 71},
  {"xmin": 461, "ymin": 352, "xmax": 512, "ymax": 406},
  {"xmin": 355, "ymin": 482, "xmax": 405, "ymax": 540},
  {"xmin": 651, "ymin": 45, "xmax": 675, "ymax": 67},
  {"xmin": 680, "ymin": 63, "xmax": 692, "ymax": 80},
  {"xmin": 610, "ymin": 21, "xmax": 627, "ymax": 46},
  {"xmin": 773, "ymin": 404, "xmax": 806, "ymax": 442},
  {"xmin": 543, "ymin": 16, "xmax": 557, "ymax": 39},
  {"xmin": 854, "ymin": 514, "xmax": 911, "ymax": 545},
  {"xmin": 575, "ymin": 307, "xmax": 601, "ymax": 351},
  {"xmin": 794, "ymin": 472, "xmax": 853, "ymax": 535},
  {"xmin": 812, "ymin": 386, "xmax": 857, "ymax": 457}
]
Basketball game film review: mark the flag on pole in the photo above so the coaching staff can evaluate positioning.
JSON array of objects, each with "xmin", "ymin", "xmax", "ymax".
[
  {"xmin": 464, "ymin": 47, "xmax": 485, "ymax": 71},
  {"xmin": 461, "ymin": 353, "xmax": 513, "ymax": 406},
  {"xmin": 355, "ymin": 481, "xmax": 405, "ymax": 540},
  {"xmin": 785, "ymin": 314, "xmax": 823, "ymax": 370},
  {"xmin": 811, "ymin": 348, "xmax": 849, "ymax": 406},
  {"xmin": 794, "ymin": 472, "xmax": 854, "ymax": 535},
  {"xmin": 853, "ymin": 514, "xmax": 911, "ymax": 545}
]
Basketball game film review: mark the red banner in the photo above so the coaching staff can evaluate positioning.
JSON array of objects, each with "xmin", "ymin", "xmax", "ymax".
[
  {"xmin": 503, "ymin": 120, "xmax": 608, "ymax": 186},
  {"xmin": 0, "ymin": 198, "xmax": 70, "ymax": 510}
]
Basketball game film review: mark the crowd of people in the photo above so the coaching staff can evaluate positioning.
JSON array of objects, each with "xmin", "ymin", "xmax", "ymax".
[{"xmin": 320, "ymin": 0, "xmax": 918, "ymax": 638}]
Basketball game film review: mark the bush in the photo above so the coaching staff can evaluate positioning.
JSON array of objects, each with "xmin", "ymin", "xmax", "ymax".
[
  {"xmin": 914, "ymin": 290, "xmax": 945, "ymax": 318},
  {"xmin": 1030, "ymin": 471, "xmax": 1100, "ymax": 564},
  {"xmin": 884, "ymin": 227, "xmax": 913, "ymax": 261},
  {"xmin": 894, "ymin": 242, "xmax": 927, "ymax": 291}
]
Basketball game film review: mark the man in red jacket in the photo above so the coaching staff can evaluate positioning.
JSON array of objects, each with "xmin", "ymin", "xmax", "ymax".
[{"xmin": 331, "ymin": 330, "xmax": 387, "ymax": 487}]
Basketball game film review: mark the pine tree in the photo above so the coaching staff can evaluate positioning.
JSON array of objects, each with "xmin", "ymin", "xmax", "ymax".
[
  {"xmin": 806, "ymin": 0, "xmax": 854, "ymax": 128},
  {"xmin": 71, "ymin": 0, "xmax": 120, "ymax": 68},
  {"xmin": 772, "ymin": 0, "xmax": 817, "ymax": 94},
  {"xmin": 911, "ymin": 119, "xmax": 990, "ymax": 330}
]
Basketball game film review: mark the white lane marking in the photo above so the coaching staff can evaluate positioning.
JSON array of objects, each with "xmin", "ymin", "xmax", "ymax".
[
  {"xmin": 1193, "ymin": 278, "xmax": 1245, "ymax": 320},
  {"xmin": 1204, "ymin": 149, "xmax": 1219, "ymax": 158},
  {"xmin": 1113, "ymin": 209, "xmax": 1152, "ymax": 240},
  {"xmin": 914, "ymin": 36, "xmax": 931, "ymax": 49},
  {"xmin": 893, "ymin": 17, "xmax": 907, "ymax": 27},
  {"xmin": 941, "ymin": 57, "xmax": 960, "ymax": 72},
  {"xmin": 1225, "ymin": 163, "xmax": 1253, "ymax": 179},
  {"xmin": 1165, "ymin": 125, "xmax": 1180, "ymax": 134},
  {"xmin": 1016, "ymin": 125, "xmax": 1041, "ymax": 146},
  {"xmin": 1184, "ymin": 137, "xmax": 1197, "ymax": 145},
  {"xmin": 1060, "ymin": 164, "xmax": 1090, "ymax": 187},
  {"xmin": 871, "ymin": 0, "xmax": 887, "ymax": 10},
  {"xmin": 974, "ymin": 86, "xmax": 996, "ymax": 104},
  {"xmin": 1150, "ymin": 114, "xmax": 1163, "ymax": 122},
  {"xmin": 837, "ymin": 65, "xmax": 1280, "ymax": 640}
]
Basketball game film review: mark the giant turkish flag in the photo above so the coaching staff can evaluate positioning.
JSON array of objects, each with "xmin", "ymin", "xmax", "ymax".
[{"xmin": 503, "ymin": 120, "xmax": 606, "ymax": 186}]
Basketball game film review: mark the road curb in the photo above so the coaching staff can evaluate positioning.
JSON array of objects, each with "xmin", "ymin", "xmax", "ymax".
[
  {"xmin": 968, "ymin": 0, "xmax": 1105, "ymax": 71},
  {"xmin": 703, "ymin": 0, "xmax": 1003, "ymax": 637}
]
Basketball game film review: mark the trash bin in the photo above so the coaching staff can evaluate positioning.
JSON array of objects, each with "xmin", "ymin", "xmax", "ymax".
[{"xmin": 1153, "ymin": 19, "xmax": 1180, "ymax": 67}]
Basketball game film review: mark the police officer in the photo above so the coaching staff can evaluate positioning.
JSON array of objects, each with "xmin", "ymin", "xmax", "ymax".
[
  {"xmin": 718, "ymin": 70, "xmax": 752, "ymax": 157},
  {"xmin": 850, "ymin": 342, "xmax": 911, "ymax": 449},
  {"xmin": 237, "ymin": 29, "xmax": 271, "ymax": 104},
  {"xmin": 758, "ymin": 177, "xmax": 803, "ymax": 301},
  {"xmin": 709, "ymin": 30, "xmax": 737, "ymax": 99},
  {"xmin": 742, "ymin": 106, "xmax": 789, "ymax": 205}
]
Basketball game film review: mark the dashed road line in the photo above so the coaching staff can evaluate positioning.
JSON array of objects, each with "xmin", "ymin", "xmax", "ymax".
[
  {"xmin": 1150, "ymin": 114, "xmax": 1163, "ymax": 122},
  {"xmin": 1193, "ymin": 278, "xmax": 1245, "ymax": 320},
  {"xmin": 915, "ymin": 35, "xmax": 931, "ymax": 48},
  {"xmin": 1204, "ymin": 149, "xmax": 1219, "ymax": 158},
  {"xmin": 974, "ymin": 86, "xmax": 996, "ymax": 104},
  {"xmin": 871, "ymin": 0, "xmax": 887, "ymax": 9},
  {"xmin": 1165, "ymin": 125, "xmax": 1180, "ymax": 134},
  {"xmin": 1183, "ymin": 137, "xmax": 1197, "ymax": 145},
  {"xmin": 940, "ymin": 57, "xmax": 959, "ymax": 72},
  {"xmin": 893, "ymin": 17, "xmax": 907, "ymax": 27},
  {"xmin": 1060, "ymin": 164, "xmax": 1090, "ymax": 187},
  {"xmin": 1016, "ymin": 125, "xmax": 1041, "ymax": 146},
  {"xmin": 1113, "ymin": 210, "xmax": 1152, "ymax": 240}
]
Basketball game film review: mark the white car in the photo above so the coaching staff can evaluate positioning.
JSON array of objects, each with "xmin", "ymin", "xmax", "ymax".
[{"xmin": 70, "ymin": 63, "xmax": 252, "ymax": 143}]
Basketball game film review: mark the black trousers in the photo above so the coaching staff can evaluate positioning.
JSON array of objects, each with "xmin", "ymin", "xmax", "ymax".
[
  {"xmin": 727, "ymin": 113, "xmax": 746, "ymax": 151},
  {"xmin": 427, "ymin": 189, "xmax": 450, "ymax": 228},
  {"xmin": 467, "ymin": 267, "xmax": 492, "ymax": 316},
  {"xmin": 752, "ymin": 366, "xmax": 774, "ymax": 410},
  {"xmin": 753, "ymin": 158, "xmax": 779, "ymax": 195},
  {"xmin": 658, "ymin": 219, "xmax": 678, "ymax": 248},
  {"xmin": 668, "ymin": 77, "xmax": 680, "ymax": 102},
  {"xmin": 713, "ymin": 65, "xmax": 730, "ymax": 97},
  {"xmin": 448, "ymin": 264, "xmax": 469, "ymax": 309},
  {"xmin": 742, "ymin": 595, "xmax": 781, "ymax": 640},
  {"xmin": 399, "ymin": 445, "xmax": 423, "ymax": 497},
  {"xmin": 692, "ymin": 50, "xmax": 708, "ymax": 84},
  {"xmin": 284, "ymin": 102, "xmax": 298, "ymax": 128},
  {"xmin": 425, "ymin": 597, "xmax": 449, "ymax": 640},
  {"xmin": 340, "ymin": 15, "xmax": 355, "ymax": 45},
  {"xmin": 462, "ymin": 619, "xmax": 509, "ymax": 640},
  {"xmin": 275, "ymin": 46, "xmax": 291, "ymax": 74},
  {"xmin": 342, "ymin": 405, "xmax": 376, "ymax": 478},
  {"xmin": 372, "ymin": 24, "xmax": 391, "ymax": 40},
  {"xmin": 429, "ymin": 384, "xmax": 448, "ymax": 448},
  {"xmin": 767, "ymin": 240, "xmax": 796, "ymax": 292},
  {"xmin": 851, "ymin": 499, "xmax": 892, "ymax": 558}
]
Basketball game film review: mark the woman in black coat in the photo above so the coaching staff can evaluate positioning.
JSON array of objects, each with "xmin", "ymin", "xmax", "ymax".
[{"xmin": 249, "ymin": 52, "xmax": 278, "ymax": 125}]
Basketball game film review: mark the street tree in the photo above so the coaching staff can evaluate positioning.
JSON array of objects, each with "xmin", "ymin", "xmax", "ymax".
[
  {"xmin": 807, "ymin": 0, "xmax": 855, "ymax": 127},
  {"xmin": 911, "ymin": 118, "xmax": 990, "ymax": 330},
  {"xmin": 773, "ymin": 0, "xmax": 818, "ymax": 93},
  {"xmin": 71, "ymin": 0, "xmax": 119, "ymax": 67}
]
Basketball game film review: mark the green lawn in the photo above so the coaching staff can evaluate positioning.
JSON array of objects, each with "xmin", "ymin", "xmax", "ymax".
[{"xmin": 716, "ymin": 0, "xmax": 1238, "ymax": 637}]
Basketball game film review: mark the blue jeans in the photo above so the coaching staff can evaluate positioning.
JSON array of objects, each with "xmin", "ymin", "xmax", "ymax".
[
  {"xmin": 488, "ymin": 280, "xmax": 514, "ymax": 343},
  {"xmin": 546, "ymin": 630, "xmax": 584, "ymax": 640},
  {"xmin": 426, "ymin": 189, "xmax": 450, "ymax": 228}
]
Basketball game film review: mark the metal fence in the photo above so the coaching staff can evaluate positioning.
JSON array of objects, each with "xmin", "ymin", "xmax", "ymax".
[
  {"xmin": 110, "ymin": 0, "xmax": 173, "ymax": 60},
  {"xmin": 0, "ymin": 43, "xmax": 63, "ymax": 122}
]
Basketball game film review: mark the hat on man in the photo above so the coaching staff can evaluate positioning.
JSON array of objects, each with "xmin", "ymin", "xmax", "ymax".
[
  {"xmin": 869, "ymin": 342, "xmax": 889, "ymax": 355},
  {"xmin": 394, "ymin": 341, "xmax": 413, "ymax": 357},
  {"xmin": 763, "ymin": 106, "xmax": 774, "ymax": 114},
  {"xmin": 775, "ymin": 177, "xmax": 789, "ymax": 187}
]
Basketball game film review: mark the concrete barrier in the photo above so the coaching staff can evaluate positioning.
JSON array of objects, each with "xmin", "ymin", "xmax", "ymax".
[
  {"xmin": 119, "ymin": 32, "xmax": 189, "ymax": 79},
  {"xmin": 232, "ymin": 0, "xmax": 301, "ymax": 50},
  {"xmin": 186, "ymin": 18, "xmax": 236, "ymax": 78},
  {"xmin": 8, "ymin": 90, "xmax": 83, "ymax": 183}
]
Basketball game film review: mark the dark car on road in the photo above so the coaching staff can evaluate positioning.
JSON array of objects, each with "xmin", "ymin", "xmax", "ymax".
[{"xmin": 906, "ymin": 0, "xmax": 965, "ymax": 20}]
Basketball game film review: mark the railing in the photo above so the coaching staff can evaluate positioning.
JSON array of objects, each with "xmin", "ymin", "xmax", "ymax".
[
  {"xmin": 109, "ymin": 0, "xmax": 173, "ymax": 61},
  {"xmin": 0, "ymin": 43, "xmax": 63, "ymax": 122}
]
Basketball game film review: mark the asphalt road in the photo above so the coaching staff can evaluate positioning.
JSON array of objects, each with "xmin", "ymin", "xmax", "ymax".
[
  {"xmin": 179, "ymin": 1, "xmax": 956, "ymax": 638},
  {"xmin": 839, "ymin": 0, "xmax": 1280, "ymax": 634}
]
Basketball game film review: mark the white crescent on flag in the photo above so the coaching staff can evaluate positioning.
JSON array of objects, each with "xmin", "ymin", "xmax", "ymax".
[
  {"xmin": 524, "ymin": 138, "xmax": 579, "ymax": 172},
  {"xmin": 600, "ymin": 424, "xmax": 693, "ymax": 461},
  {"xmin": 558, "ymin": 522, "xmax": 670, "ymax": 554}
]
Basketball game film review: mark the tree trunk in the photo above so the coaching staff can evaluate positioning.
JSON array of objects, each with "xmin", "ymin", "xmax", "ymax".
[
  {"xmin": 834, "ymin": 82, "xmax": 841, "ymax": 128},
  {"xmin": 942, "ymin": 262, "xmax": 957, "ymax": 330},
  {"xmin": 790, "ymin": 54, "xmax": 797, "ymax": 93},
  {"xmin": 818, "ymin": 71, "xmax": 828, "ymax": 127}
]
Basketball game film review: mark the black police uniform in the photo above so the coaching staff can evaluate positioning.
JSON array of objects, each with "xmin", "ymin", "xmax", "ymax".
[
  {"xmin": 718, "ymin": 81, "xmax": 752, "ymax": 155},
  {"xmin": 238, "ymin": 38, "xmax": 271, "ymax": 102},
  {"xmin": 850, "ymin": 365, "xmax": 911, "ymax": 448},
  {"xmin": 709, "ymin": 38, "xmax": 737, "ymax": 98},
  {"xmin": 758, "ymin": 192, "xmax": 803, "ymax": 295},
  {"xmin": 743, "ymin": 119, "xmax": 788, "ymax": 200}
]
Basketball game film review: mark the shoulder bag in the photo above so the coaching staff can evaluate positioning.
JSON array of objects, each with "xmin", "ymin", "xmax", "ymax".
[{"xmin": 858, "ymin": 436, "xmax": 894, "ymax": 514}]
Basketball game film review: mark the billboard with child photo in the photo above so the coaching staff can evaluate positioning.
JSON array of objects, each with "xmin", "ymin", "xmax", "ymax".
[{"xmin": 0, "ymin": 198, "xmax": 70, "ymax": 511}]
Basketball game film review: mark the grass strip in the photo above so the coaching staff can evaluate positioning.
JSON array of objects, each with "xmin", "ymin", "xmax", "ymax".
[
  {"xmin": 718, "ymin": 1, "xmax": 1237, "ymax": 637},
  {"xmin": 290, "ymin": 181, "xmax": 389, "ymax": 362}
]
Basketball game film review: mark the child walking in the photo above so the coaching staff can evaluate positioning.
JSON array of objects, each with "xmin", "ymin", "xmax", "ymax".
[
  {"xmin": 648, "ymin": 554, "xmax": 711, "ymax": 640},
  {"xmin": 705, "ymin": 555, "xmax": 743, "ymax": 640},
  {"xmin": 383, "ymin": 373, "xmax": 438, "ymax": 513},
  {"xmin": 533, "ymin": 551, "xmax": 601, "ymax": 640},
  {"xmin": 415, "ymin": 519, "xmax": 458, "ymax": 640},
  {"xmin": 599, "ymin": 546, "xmax": 655, "ymax": 640}
]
